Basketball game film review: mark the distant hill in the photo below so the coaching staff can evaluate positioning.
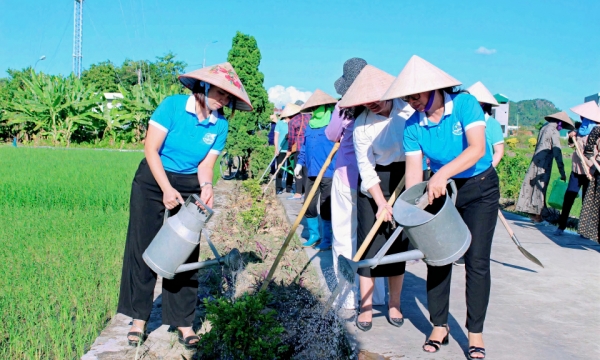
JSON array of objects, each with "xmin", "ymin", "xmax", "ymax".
[{"xmin": 507, "ymin": 99, "xmax": 576, "ymax": 128}]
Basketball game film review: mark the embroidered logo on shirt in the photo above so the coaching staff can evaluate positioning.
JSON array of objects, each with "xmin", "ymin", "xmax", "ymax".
[
  {"xmin": 203, "ymin": 133, "xmax": 217, "ymax": 145},
  {"xmin": 452, "ymin": 122, "xmax": 463, "ymax": 136}
]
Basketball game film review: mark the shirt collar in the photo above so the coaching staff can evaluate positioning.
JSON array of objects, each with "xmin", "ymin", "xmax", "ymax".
[
  {"xmin": 186, "ymin": 95, "xmax": 219, "ymax": 124},
  {"xmin": 418, "ymin": 91, "xmax": 454, "ymax": 127}
]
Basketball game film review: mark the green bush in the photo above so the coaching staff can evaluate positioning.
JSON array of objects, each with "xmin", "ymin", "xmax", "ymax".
[
  {"xmin": 198, "ymin": 291, "xmax": 288, "ymax": 360},
  {"xmin": 496, "ymin": 152, "xmax": 530, "ymax": 199}
]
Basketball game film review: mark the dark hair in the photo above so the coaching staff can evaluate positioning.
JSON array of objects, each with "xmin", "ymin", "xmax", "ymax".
[
  {"xmin": 339, "ymin": 106, "xmax": 365, "ymax": 120},
  {"xmin": 481, "ymin": 103, "xmax": 493, "ymax": 116},
  {"xmin": 440, "ymin": 86, "xmax": 469, "ymax": 95}
]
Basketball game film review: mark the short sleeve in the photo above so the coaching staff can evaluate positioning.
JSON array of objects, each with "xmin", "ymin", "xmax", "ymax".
[
  {"xmin": 403, "ymin": 117, "xmax": 422, "ymax": 156},
  {"xmin": 209, "ymin": 120, "xmax": 229, "ymax": 155},
  {"xmin": 148, "ymin": 96, "xmax": 175, "ymax": 133},
  {"xmin": 488, "ymin": 118, "xmax": 504, "ymax": 146},
  {"xmin": 458, "ymin": 94, "xmax": 486, "ymax": 132}
]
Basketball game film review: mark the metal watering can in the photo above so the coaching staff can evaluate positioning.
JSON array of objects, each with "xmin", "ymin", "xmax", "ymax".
[
  {"xmin": 142, "ymin": 194, "xmax": 243, "ymax": 279},
  {"xmin": 338, "ymin": 180, "xmax": 472, "ymax": 283}
]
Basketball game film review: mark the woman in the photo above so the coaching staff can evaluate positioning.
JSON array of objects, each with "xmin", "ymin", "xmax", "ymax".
[
  {"xmin": 275, "ymin": 104, "xmax": 298, "ymax": 194},
  {"xmin": 467, "ymin": 81, "xmax": 505, "ymax": 167},
  {"xmin": 383, "ymin": 55, "xmax": 498, "ymax": 359},
  {"xmin": 288, "ymin": 104, "xmax": 312, "ymax": 200},
  {"xmin": 515, "ymin": 112, "xmax": 572, "ymax": 224},
  {"xmin": 295, "ymin": 90, "xmax": 338, "ymax": 251},
  {"xmin": 117, "ymin": 62, "xmax": 252, "ymax": 349},
  {"xmin": 576, "ymin": 101, "xmax": 600, "ymax": 242},
  {"xmin": 348, "ymin": 65, "xmax": 414, "ymax": 331},
  {"xmin": 556, "ymin": 103, "xmax": 598, "ymax": 235},
  {"xmin": 268, "ymin": 112, "xmax": 278, "ymax": 175}
]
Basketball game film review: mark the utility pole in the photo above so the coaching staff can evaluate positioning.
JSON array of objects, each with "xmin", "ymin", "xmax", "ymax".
[{"xmin": 72, "ymin": 0, "xmax": 84, "ymax": 78}]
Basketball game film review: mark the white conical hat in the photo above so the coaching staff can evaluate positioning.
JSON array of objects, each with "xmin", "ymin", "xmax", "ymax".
[
  {"xmin": 178, "ymin": 62, "xmax": 253, "ymax": 111},
  {"xmin": 338, "ymin": 65, "xmax": 395, "ymax": 108},
  {"xmin": 279, "ymin": 103, "xmax": 302, "ymax": 118},
  {"xmin": 467, "ymin": 81, "xmax": 499, "ymax": 106},
  {"xmin": 381, "ymin": 55, "xmax": 462, "ymax": 100},
  {"xmin": 570, "ymin": 101, "xmax": 600, "ymax": 123},
  {"xmin": 300, "ymin": 89, "xmax": 338, "ymax": 113},
  {"xmin": 545, "ymin": 111, "xmax": 575, "ymax": 130}
]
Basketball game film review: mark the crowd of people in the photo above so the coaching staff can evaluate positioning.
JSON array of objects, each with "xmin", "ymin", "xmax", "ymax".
[{"xmin": 114, "ymin": 55, "xmax": 600, "ymax": 357}]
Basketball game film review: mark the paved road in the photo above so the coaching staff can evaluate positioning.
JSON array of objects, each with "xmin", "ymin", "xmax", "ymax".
[{"xmin": 276, "ymin": 193, "xmax": 600, "ymax": 360}]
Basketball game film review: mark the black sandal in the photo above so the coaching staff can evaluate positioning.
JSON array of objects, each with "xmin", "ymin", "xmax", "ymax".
[
  {"xmin": 177, "ymin": 328, "xmax": 200, "ymax": 351},
  {"xmin": 468, "ymin": 346, "xmax": 486, "ymax": 359},
  {"xmin": 422, "ymin": 324, "xmax": 449, "ymax": 353},
  {"xmin": 127, "ymin": 324, "xmax": 147, "ymax": 347}
]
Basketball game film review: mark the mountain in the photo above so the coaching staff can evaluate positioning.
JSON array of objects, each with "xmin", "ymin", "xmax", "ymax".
[{"xmin": 508, "ymin": 99, "xmax": 563, "ymax": 127}]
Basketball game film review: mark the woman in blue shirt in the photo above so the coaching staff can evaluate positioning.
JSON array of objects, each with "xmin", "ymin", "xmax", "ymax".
[
  {"xmin": 382, "ymin": 56, "xmax": 499, "ymax": 360},
  {"xmin": 117, "ymin": 62, "xmax": 252, "ymax": 349}
]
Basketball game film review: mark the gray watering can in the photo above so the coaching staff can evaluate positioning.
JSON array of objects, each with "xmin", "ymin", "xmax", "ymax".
[
  {"xmin": 338, "ymin": 180, "xmax": 471, "ymax": 284},
  {"xmin": 142, "ymin": 194, "xmax": 243, "ymax": 279}
]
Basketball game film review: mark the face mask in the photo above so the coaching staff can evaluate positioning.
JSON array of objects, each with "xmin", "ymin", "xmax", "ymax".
[
  {"xmin": 424, "ymin": 90, "xmax": 436, "ymax": 112},
  {"xmin": 557, "ymin": 121, "xmax": 563, "ymax": 131}
]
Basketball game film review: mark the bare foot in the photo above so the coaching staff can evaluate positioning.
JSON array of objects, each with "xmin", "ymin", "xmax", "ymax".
[{"xmin": 423, "ymin": 325, "xmax": 449, "ymax": 353}]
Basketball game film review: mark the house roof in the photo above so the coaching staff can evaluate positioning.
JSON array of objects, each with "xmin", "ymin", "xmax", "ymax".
[{"xmin": 494, "ymin": 93, "xmax": 509, "ymax": 103}]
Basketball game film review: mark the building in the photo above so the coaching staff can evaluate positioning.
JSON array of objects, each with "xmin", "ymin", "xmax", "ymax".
[
  {"xmin": 585, "ymin": 93, "xmax": 599, "ymax": 105},
  {"xmin": 103, "ymin": 92, "xmax": 124, "ymax": 109},
  {"xmin": 492, "ymin": 93, "xmax": 510, "ymax": 137}
]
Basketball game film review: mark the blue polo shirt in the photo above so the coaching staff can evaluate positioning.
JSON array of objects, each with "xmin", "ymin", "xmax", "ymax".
[
  {"xmin": 485, "ymin": 114, "xmax": 504, "ymax": 156},
  {"xmin": 148, "ymin": 95, "xmax": 228, "ymax": 174},
  {"xmin": 404, "ymin": 92, "xmax": 492, "ymax": 178}
]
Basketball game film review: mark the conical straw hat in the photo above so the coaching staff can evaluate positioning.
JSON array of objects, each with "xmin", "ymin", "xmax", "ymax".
[
  {"xmin": 178, "ymin": 62, "xmax": 253, "ymax": 111},
  {"xmin": 570, "ymin": 101, "xmax": 600, "ymax": 123},
  {"xmin": 338, "ymin": 65, "xmax": 395, "ymax": 108},
  {"xmin": 279, "ymin": 103, "xmax": 302, "ymax": 118},
  {"xmin": 381, "ymin": 55, "xmax": 462, "ymax": 100},
  {"xmin": 545, "ymin": 111, "xmax": 575, "ymax": 130},
  {"xmin": 300, "ymin": 89, "xmax": 338, "ymax": 113},
  {"xmin": 467, "ymin": 81, "xmax": 499, "ymax": 106}
]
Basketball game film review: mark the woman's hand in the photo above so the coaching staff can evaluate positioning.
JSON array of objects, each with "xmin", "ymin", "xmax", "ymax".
[
  {"xmin": 427, "ymin": 172, "xmax": 449, "ymax": 205},
  {"xmin": 163, "ymin": 187, "xmax": 184, "ymax": 210},
  {"xmin": 375, "ymin": 201, "xmax": 393, "ymax": 222},
  {"xmin": 200, "ymin": 185, "xmax": 214, "ymax": 209}
]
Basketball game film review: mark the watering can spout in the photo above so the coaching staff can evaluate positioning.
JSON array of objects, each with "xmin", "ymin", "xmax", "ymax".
[
  {"xmin": 174, "ymin": 248, "xmax": 243, "ymax": 274},
  {"xmin": 338, "ymin": 250, "xmax": 424, "ymax": 284}
]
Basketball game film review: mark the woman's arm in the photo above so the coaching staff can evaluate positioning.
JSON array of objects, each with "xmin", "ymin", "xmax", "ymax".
[
  {"xmin": 325, "ymin": 107, "xmax": 348, "ymax": 142},
  {"xmin": 551, "ymin": 128, "xmax": 566, "ymax": 180},
  {"xmin": 427, "ymin": 125, "xmax": 486, "ymax": 204},
  {"xmin": 145, "ymin": 125, "xmax": 182, "ymax": 209},
  {"xmin": 274, "ymin": 131, "xmax": 280, "ymax": 154},
  {"xmin": 405, "ymin": 153, "xmax": 424, "ymax": 190},
  {"xmin": 197, "ymin": 154, "xmax": 218, "ymax": 208},
  {"xmin": 492, "ymin": 143, "xmax": 504, "ymax": 168}
]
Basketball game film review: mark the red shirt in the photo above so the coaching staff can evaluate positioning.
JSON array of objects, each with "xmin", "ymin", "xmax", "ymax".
[{"xmin": 287, "ymin": 113, "xmax": 311, "ymax": 152}]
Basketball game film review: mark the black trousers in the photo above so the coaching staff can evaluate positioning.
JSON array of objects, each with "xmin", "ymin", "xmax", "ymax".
[
  {"xmin": 293, "ymin": 152, "xmax": 307, "ymax": 195},
  {"xmin": 275, "ymin": 152, "xmax": 293, "ymax": 192},
  {"xmin": 427, "ymin": 166, "xmax": 500, "ymax": 333},
  {"xmin": 305, "ymin": 176, "xmax": 332, "ymax": 220},
  {"xmin": 117, "ymin": 159, "xmax": 201, "ymax": 327},
  {"xmin": 558, "ymin": 172, "xmax": 589, "ymax": 230},
  {"xmin": 356, "ymin": 162, "xmax": 409, "ymax": 277}
]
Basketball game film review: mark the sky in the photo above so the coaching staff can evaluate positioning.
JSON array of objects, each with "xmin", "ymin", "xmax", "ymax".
[{"xmin": 0, "ymin": 0, "xmax": 599, "ymax": 116}]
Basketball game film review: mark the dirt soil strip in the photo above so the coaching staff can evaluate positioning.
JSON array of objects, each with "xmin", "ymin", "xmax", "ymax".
[{"xmin": 82, "ymin": 181, "xmax": 233, "ymax": 360}]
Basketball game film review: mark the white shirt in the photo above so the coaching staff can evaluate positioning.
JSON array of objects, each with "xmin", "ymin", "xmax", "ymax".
[{"xmin": 353, "ymin": 98, "xmax": 415, "ymax": 195}]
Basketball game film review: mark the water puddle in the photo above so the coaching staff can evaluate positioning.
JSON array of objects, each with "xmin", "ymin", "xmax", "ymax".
[{"xmin": 358, "ymin": 349, "xmax": 402, "ymax": 359}]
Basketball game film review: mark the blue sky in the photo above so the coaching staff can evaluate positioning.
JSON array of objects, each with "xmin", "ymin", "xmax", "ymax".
[{"xmin": 1, "ymin": 0, "xmax": 598, "ymax": 117}]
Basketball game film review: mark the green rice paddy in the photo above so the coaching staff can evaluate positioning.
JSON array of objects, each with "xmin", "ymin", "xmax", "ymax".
[{"xmin": 0, "ymin": 147, "xmax": 143, "ymax": 358}]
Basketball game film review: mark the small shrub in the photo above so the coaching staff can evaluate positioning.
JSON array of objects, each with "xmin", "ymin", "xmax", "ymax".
[
  {"xmin": 496, "ymin": 152, "xmax": 530, "ymax": 199},
  {"xmin": 240, "ymin": 202, "xmax": 266, "ymax": 232},
  {"xmin": 198, "ymin": 291, "xmax": 288, "ymax": 360},
  {"xmin": 242, "ymin": 179, "xmax": 262, "ymax": 200},
  {"xmin": 528, "ymin": 137, "xmax": 537, "ymax": 148},
  {"xmin": 505, "ymin": 137, "xmax": 519, "ymax": 149}
]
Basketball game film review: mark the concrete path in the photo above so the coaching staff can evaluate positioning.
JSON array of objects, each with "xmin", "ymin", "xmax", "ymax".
[{"xmin": 276, "ymin": 193, "xmax": 600, "ymax": 360}]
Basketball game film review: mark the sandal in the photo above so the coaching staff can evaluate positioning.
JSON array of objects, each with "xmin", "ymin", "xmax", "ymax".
[
  {"xmin": 422, "ymin": 324, "xmax": 449, "ymax": 353},
  {"xmin": 127, "ymin": 323, "xmax": 147, "ymax": 347},
  {"xmin": 177, "ymin": 328, "xmax": 200, "ymax": 351},
  {"xmin": 468, "ymin": 346, "xmax": 486, "ymax": 359}
]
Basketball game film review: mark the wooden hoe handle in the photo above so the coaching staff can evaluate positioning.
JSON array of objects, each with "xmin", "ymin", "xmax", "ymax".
[
  {"xmin": 260, "ymin": 142, "xmax": 341, "ymax": 291},
  {"xmin": 353, "ymin": 175, "xmax": 406, "ymax": 261}
]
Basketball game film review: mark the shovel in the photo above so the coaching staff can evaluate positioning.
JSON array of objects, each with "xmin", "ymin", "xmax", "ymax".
[
  {"xmin": 262, "ymin": 152, "xmax": 291, "ymax": 194},
  {"xmin": 497, "ymin": 210, "xmax": 544, "ymax": 268}
]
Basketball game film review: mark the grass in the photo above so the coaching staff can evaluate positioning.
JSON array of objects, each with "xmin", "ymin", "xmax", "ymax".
[{"xmin": 0, "ymin": 147, "xmax": 143, "ymax": 358}]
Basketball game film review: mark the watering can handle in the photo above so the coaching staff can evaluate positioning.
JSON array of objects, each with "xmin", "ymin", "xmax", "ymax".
[
  {"xmin": 162, "ymin": 199, "xmax": 186, "ymax": 224},
  {"xmin": 447, "ymin": 179, "xmax": 458, "ymax": 205}
]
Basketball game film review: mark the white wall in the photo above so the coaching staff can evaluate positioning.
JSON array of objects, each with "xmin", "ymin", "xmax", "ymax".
[{"xmin": 492, "ymin": 103, "xmax": 509, "ymax": 137}]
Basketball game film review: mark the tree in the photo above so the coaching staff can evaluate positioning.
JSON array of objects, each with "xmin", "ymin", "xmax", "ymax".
[
  {"xmin": 146, "ymin": 52, "xmax": 187, "ymax": 87},
  {"xmin": 225, "ymin": 32, "xmax": 274, "ymax": 177},
  {"xmin": 81, "ymin": 61, "xmax": 119, "ymax": 92}
]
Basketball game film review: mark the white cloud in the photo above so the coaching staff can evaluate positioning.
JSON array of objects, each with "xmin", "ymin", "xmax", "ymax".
[
  {"xmin": 268, "ymin": 85, "xmax": 312, "ymax": 109},
  {"xmin": 475, "ymin": 46, "xmax": 497, "ymax": 55}
]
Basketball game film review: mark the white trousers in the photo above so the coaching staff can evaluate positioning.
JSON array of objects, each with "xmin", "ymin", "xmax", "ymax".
[{"xmin": 331, "ymin": 170, "xmax": 385, "ymax": 309}]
